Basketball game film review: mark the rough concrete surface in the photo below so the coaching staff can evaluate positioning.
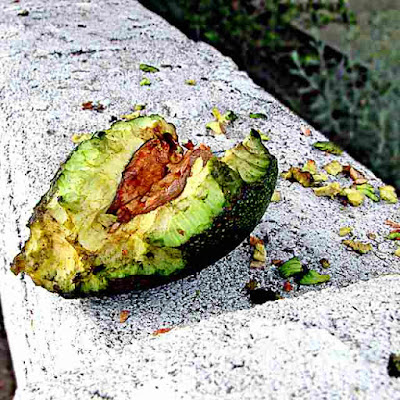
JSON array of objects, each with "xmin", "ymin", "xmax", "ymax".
[{"xmin": 0, "ymin": 1, "xmax": 399, "ymax": 399}]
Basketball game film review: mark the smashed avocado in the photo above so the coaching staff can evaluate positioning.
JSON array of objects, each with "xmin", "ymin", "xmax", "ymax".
[{"xmin": 12, "ymin": 116, "xmax": 278, "ymax": 296}]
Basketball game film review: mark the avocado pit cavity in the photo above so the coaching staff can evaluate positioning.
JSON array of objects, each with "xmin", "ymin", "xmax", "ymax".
[{"xmin": 108, "ymin": 134, "xmax": 213, "ymax": 224}]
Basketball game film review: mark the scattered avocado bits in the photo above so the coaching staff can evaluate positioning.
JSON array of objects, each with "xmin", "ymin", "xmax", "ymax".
[
  {"xmin": 278, "ymin": 257, "xmax": 303, "ymax": 278},
  {"xmin": 11, "ymin": 115, "xmax": 278, "ymax": 296},
  {"xmin": 341, "ymin": 188, "xmax": 364, "ymax": 206},
  {"xmin": 134, "ymin": 104, "xmax": 146, "ymax": 111},
  {"xmin": 379, "ymin": 185, "xmax": 398, "ymax": 204},
  {"xmin": 339, "ymin": 226, "xmax": 353, "ymax": 237},
  {"xmin": 206, "ymin": 108, "xmax": 237, "ymax": 135},
  {"xmin": 343, "ymin": 240, "xmax": 372, "ymax": 254},
  {"xmin": 356, "ymin": 184, "xmax": 379, "ymax": 202},
  {"xmin": 302, "ymin": 159, "xmax": 317, "ymax": 175},
  {"xmin": 323, "ymin": 160, "xmax": 343, "ymax": 176},
  {"xmin": 283, "ymin": 167, "xmax": 314, "ymax": 187},
  {"xmin": 139, "ymin": 63, "xmax": 159, "ymax": 73},
  {"xmin": 140, "ymin": 77, "xmax": 151, "ymax": 86},
  {"xmin": 299, "ymin": 270, "xmax": 330, "ymax": 285},
  {"xmin": 313, "ymin": 182, "xmax": 342, "ymax": 199},
  {"xmin": 395, "ymin": 248, "xmax": 400, "ymax": 257},
  {"xmin": 185, "ymin": 79, "xmax": 196, "ymax": 86},
  {"xmin": 249, "ymin": 113, "xmax": 268, "ymax": 120},
  {"xmin": 387, "ymin": 232, "xmax": 400, "ymax": 240},
  {"xmin": 271, "ymin": 190, "xmax": 281, "ymax": 202},
  {"xmin": 313, "ymin": 141, "xmax": 343, "ymax": 155},
  {"xmin": 249, "ymin": 235, "xmax": 266, "ymax": 269}
]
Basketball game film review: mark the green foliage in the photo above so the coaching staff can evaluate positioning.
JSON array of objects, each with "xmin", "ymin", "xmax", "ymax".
[{"xmin": 290, "ymin": 19, "xmax": 400, "ymax": 189}]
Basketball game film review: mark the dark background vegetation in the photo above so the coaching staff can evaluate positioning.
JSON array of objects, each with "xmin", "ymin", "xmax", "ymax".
[{"xmin": 142, "ymin": 0, "xmax": 400, "ymax": 190}]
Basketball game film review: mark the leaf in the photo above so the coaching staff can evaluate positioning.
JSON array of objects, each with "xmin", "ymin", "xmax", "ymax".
[
  {"xmin": 313, "ymin": 141, "xmax": 343, "ymax": 155},
  {"xmin": 249, "ymin": 113, "xmax": 268, "ymax": 120},
  {"xmin": 339, "ymin": 226, "xmax": 353, "ymax": 237},
  {"xmin": 343, "ymin": 240, "xmax": 373, "ymax": 254},
  {"xmin": 379, "ymin": 186, "xmax": 398, "ymax": 204},
  {"xmin": 299, "ymin": 270, "xmax": 330, "ymax": 285},
  {"xmin": 278, "ymin": 257, "xmax": 303, "ymax": 278},
  {"xmin": 313, "ymin": 182, "xmax": 342, "ymax": 198},
  {"xmin": 119, "ymin": 310, "xmax": 130, "ymax": 323},
  {"xmin": 139, "ymin": 63, "xmax": 159, "ymax": 73},
  {"xmin": 140, "ymin": 77, "xmax": 151, "ymax": 86},
  {"xmin": 323, "ymin": 160, "xmax": 343, "ymax": 176}
]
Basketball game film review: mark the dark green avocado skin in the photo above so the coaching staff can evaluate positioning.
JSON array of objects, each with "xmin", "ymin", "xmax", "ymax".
[
  {"xmin": 181, "ymin": 155, "xmax": 278, "ymax": 271},
  {"xmin": 61, "ymin": 154, "xmax": 278, "ymax": 298}
]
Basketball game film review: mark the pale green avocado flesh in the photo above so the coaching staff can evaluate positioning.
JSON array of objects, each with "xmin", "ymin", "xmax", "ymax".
[{"xmin": 12, "ymin": 116, "xmax": 277, "ymax": 295}]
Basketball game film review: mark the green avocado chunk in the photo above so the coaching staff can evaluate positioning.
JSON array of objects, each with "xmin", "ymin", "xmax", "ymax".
[{"xmin": 12, "ymin": 116, "xmax": 278, "ymax": 297}]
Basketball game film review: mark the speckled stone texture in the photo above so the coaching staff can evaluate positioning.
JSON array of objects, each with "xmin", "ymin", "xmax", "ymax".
[{"xmin": 0, "ymin": 1, "xmax": 399, "ymax": 399}]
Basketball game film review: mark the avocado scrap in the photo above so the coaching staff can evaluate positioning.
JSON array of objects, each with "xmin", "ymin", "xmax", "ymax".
[
  {"xmin": 341, "ymin": 187, "xmax": 364, "ymax": 206},
  {"xmin": 140, "ymin": 78, "xmax": 151, "ymax": 86},
  {"xmin": 299, "ymin": 270, "xmax": 330, "ymax": 285},
  {"xmin": 323, "ymin": 160, "xmax": 343, "ymax": 176},
  {"xmin": 249, "ymin": 113, "xmax": 268, "ymax": 120},
  {"xmin": 313, "ymin": 141, "xmax": 343, "ymax": 155},
  {"xmin": 278, "ymin": 257, "xmax": 303, "ymax": 278},
  {"xmin": 379, "ymin": 186, "xmax": 398, "ymax": 204},
  {"xmin": 343, "ymin": 240, "xmax": 372, "ymax": 254},
  {"xmin": 249, "ymin": 235, "xmax": 266, "ymax": 268},
  {"xmin": 206, "ymin": 108, "xmax": 237, "ymax": 135},
  {"xmin": 313, "ymin": 182, "xmax": 342, "ymax": 198},
  {"xmin": 339, "ymin": 226, "xmax": 353, "ymax": 237},
  {"xmin": 11, "ymin": 116, "xmax": 278, "ymax": 296},
  {"xmin": 139, "ymin": 63, "xmax": 159, "ymax": 73},
  {"xmin": 356, "ymin": 184, "xmax": 379, "ymax": 201}
]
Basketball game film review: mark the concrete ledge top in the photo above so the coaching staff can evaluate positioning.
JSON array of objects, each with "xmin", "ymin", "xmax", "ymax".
[{"xmin": 0, "ymin": 1, "xmax": 399, "ymax": 399}]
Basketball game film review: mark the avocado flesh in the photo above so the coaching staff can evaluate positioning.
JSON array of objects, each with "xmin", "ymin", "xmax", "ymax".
[{"xmin": 12, "ymin": 117, "xmax": 277, "ymax": 296}]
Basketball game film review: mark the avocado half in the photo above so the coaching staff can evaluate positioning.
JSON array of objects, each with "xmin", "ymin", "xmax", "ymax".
[{"xmin": 12, "ymin": 115, "xmax": 278, "ymax": 297}]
